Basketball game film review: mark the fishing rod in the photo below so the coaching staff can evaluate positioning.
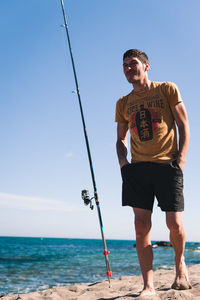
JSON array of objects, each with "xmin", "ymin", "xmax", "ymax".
[{"xmin": 60, "ymin": 0, "xmax": 112, "ymax": 285}]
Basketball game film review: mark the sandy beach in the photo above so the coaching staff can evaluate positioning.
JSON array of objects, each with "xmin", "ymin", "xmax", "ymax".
[{"xmin": 1, "ymin": 264, "xmax": 200, "ymax": 300}]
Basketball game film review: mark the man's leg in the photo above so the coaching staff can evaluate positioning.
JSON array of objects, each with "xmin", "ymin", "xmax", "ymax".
[
  {"xmin": 166, "ymin": 211, "xmax": 191, "ymax": 289},
  {"xmin": 133, "ymin": 207, "xmax": 155, "ymax": 296}
]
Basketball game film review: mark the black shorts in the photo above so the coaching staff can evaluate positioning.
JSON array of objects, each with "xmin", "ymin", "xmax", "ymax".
[{"xmin": 121, "ymin": 161, "xmax": 184, "ymax": 212}]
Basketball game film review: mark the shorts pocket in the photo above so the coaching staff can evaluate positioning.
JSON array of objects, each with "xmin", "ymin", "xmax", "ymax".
[
  {"xmin": 120, "ymin": 163, "xmax": 131, "ymax": 178},
  {"xmin": 121, "ymin": 163, "xmax": 130, "ymax": 171},
  {"xmin": 170, "ymin": 160, "xmax": 183, "ymax": 176}
]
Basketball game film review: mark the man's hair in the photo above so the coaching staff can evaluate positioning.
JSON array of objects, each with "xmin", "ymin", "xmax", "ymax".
[{"xmin": 123, "ymin": 49, "xmax": 149, "ymax": 64}]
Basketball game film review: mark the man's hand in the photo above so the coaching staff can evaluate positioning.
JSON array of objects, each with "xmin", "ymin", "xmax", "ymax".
[
  {"xmin": 176, "ymin": 157, "xmax": 185, "ymax": 173},
  {"xmin": 116, "ymin": 122, "xmax": 129, "ymax": 168},
  {"xmin": 120, "ymin": 158, "xmax": 129, "ymax": 169}
]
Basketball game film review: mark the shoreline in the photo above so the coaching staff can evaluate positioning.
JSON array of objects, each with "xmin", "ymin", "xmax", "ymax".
[{"xmin": 1, "ymin": 264, "xmax": 200, "ymax": 300}]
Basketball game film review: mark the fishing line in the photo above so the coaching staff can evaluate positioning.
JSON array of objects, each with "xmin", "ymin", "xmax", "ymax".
[{"xmin": 60, "ymin": 0, "xmax": 112, "ymax": 285}]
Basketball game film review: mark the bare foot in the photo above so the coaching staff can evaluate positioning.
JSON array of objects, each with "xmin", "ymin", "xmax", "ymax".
[
  {"xmin": 171, "ymin": 261, "xmax": 192, "ymax": 290},
  {"xmin": 138, "ymin": 288, "xmax": 156, "ymax": 297}
]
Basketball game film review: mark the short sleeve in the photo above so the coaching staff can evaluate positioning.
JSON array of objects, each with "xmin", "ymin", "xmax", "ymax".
[
  {"xmin": 164, "ymin": 82, "xmax": 183, "ymax": 109},
  {"xmin": 115, "ymin": 97, "xmax": 128, "ymax": 123}
]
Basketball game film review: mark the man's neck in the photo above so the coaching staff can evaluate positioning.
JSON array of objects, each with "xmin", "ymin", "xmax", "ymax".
[{"xmin": 132, "ymin": 79, "xmax": 151, "ymax": 93}]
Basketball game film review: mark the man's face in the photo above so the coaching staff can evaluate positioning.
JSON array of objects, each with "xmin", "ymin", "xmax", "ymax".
[{"xmin": 123, "ymin": 56, "xmax": 149, "ymax": 84}]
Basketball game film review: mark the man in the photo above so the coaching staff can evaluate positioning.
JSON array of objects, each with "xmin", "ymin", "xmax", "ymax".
[{"xmin": 115, "ymin": 49, "xmax": 191, "ymax": 297}]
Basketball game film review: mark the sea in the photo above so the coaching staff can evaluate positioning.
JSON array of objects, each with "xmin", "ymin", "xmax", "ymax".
[{"xmin": 0, "ymin": 237, "xmax": 200, "ymax": 296}]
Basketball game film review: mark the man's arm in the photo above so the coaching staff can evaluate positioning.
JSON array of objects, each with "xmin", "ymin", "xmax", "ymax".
[
  {"xmin": 116, "ymin": 122, "xmax": 129, "ymax": 168},
  {"xmin": 172, "ymin": 102, "xmax": 190, "ymax": 172}
]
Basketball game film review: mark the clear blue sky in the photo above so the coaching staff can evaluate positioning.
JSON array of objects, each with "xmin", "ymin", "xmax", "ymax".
[{"xmin": 0, "ymin": 0, "xmax": 199, "ymax": 241}]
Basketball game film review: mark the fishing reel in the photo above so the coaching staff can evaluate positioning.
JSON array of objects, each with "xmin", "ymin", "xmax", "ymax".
[{"xmin": 81, "ymin": 190, "xmax": 94, "ymax": 210}]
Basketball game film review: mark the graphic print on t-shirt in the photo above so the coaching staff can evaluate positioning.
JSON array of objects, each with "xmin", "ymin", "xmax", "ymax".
[
  {"xmin": 135, "ymin": 105, "xmax": 153, "ymax": 141},
  {"xmin": 127, "ymin": 95, "xmax": 163, "ymax": 141}
]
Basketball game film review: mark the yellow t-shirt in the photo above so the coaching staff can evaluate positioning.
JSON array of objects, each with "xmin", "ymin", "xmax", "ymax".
[{"xmin": 115, "ymin": 81, "xmax": 182, "ymax": 163}]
